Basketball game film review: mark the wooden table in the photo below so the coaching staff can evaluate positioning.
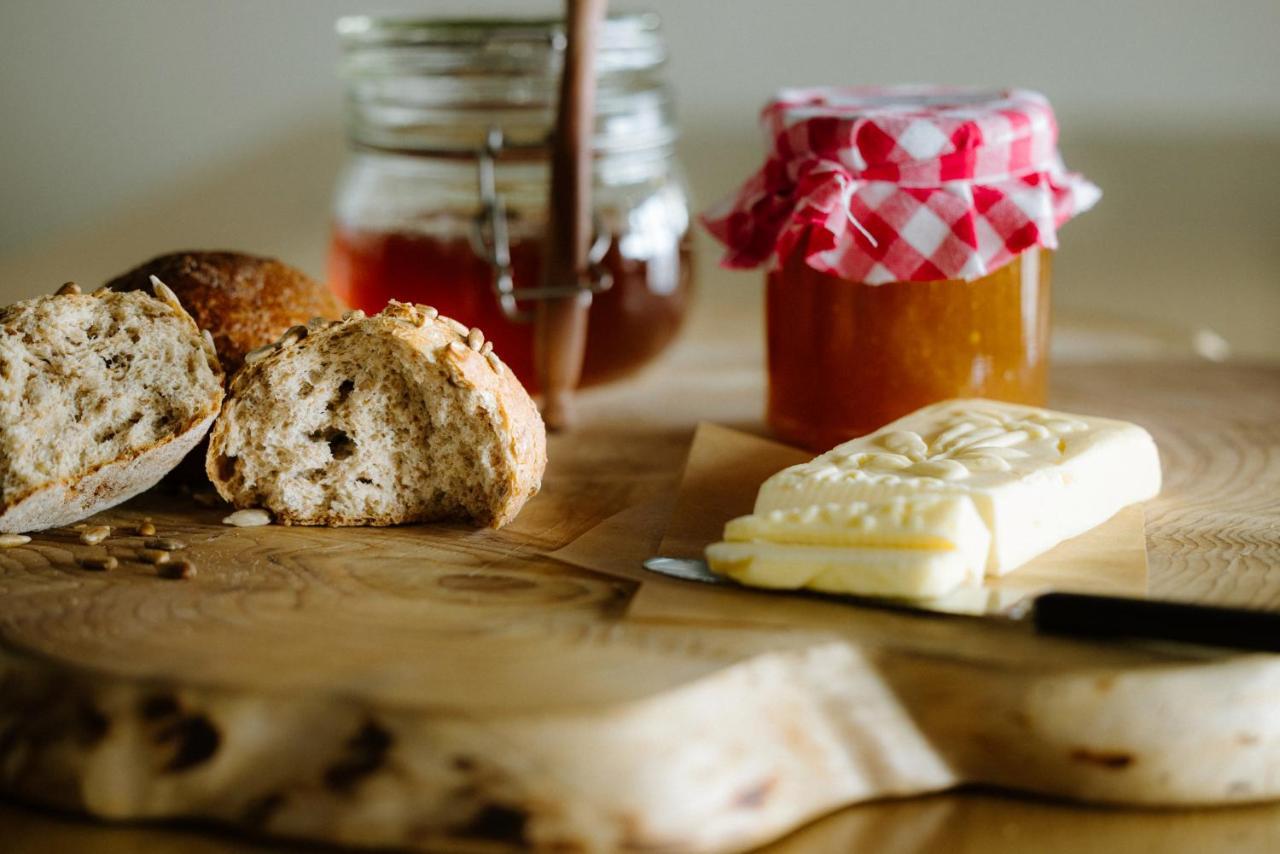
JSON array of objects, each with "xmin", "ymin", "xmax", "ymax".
[{"xmin": 2, "ymin": 281, "xmax": 1278, "ymax": 852}]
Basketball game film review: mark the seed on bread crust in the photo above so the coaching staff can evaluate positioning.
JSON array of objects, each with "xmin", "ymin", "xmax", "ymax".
[
  {"xmin": 0, "ymin": 533, "xmax": 31, "ymax": 547},
  {"xmin": 443, "ymin": 317, "xmax": 469, "ymax": 338},
  {"xmin": 144, "ymin": 537, "xmax": 186, "ymax": 551},
  {"xmin": 467, "ymin": 328, "xmax": 485, "ymax": 351},
  {"xmin": 485, "ymin": 350, "xmax": 503, "ymax": 373},
  {"xmin": 79, "ymin": 554, "xmax": 118, "ymax": 571},
  {"xmin": 79, "ymin": 525, "xmax": 111, "ymax": 545},
  {"xmin": 418, "ymin": 305, "xmax": 439, "ymax": 320},
  {"xmin": 149, "ymin": 276, "xmax": 185, "ymax": 313},
  {"xmin": 279, "ymin": 325, "xmax": 308, "ymax": 347},
  {"xmin": 223, "ymin": 508, "xmax": 271, "ymax": 527},
  {"xmin": 56, "ymin": 282, "xmax": 82, "ymax": 296},
  {"xmin": 243, "ymin": 343, "xmax": 275, "ymax": 366},
  {"xmin": 342, "ymin": 309, "xmax": 366, "ymax": 322}
]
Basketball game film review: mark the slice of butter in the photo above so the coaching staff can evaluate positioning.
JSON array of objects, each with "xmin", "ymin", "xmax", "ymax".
[
  {"xmin": 754, "ymin": 399, "xmax": 1162, "ymax": 575},
  {"xmin": 706, "ymin": 540, "xmax": 976, "ymax": 598},
  {"xmin": 706, "ymin": 494, "xmax": 991, "ymax": 598}
]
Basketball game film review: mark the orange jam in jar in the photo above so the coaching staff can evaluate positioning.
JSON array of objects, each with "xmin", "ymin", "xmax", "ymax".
[
  {"xmin": 703, "ymin": 87, "xmax": 1097, "ymax": 452},
  {"xmin": 766, "ymin": 249, "xmax": 1050, "ymax": 451}
]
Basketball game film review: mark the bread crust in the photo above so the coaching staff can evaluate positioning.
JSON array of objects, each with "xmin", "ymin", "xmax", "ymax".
[
  {"xmin": 105, "ymin": 251, "xmax": 345, "ymax": 377},
  {"xmin": 0, "ymin": 413, "xmax": 216, "ymax": 532},
  {"xmin": 0, "ymin": 283, "xmax": 225, "ymax": 533},
  {"xmin": 206, "ymin": 303, "xmax": 546, "ymax": 528}
]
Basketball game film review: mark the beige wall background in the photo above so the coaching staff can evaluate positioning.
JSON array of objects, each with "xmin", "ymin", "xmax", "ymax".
[{"xmin": 2, "ymin": 0, "xmax": 1278, "ymax": 357}]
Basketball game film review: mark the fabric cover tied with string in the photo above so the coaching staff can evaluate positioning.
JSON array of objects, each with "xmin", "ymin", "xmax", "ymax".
[{"xmin": 702, "ymin": 86, "xmax": 1100, "ymax": 283}]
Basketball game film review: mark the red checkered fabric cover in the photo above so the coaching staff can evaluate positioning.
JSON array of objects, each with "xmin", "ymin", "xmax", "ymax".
[{"xmin": 702, "ymin": 86, "xmax": 1100, "ymax": 283}]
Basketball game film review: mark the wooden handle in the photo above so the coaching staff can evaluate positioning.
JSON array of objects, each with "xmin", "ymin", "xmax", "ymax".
[{"xmin": 535, "ymin": 0, "xmax": 606, "ymax": 430}]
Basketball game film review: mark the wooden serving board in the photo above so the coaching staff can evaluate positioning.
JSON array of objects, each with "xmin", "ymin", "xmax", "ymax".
[{"xmin": 1, "ymin": 361, "xmax": 1279, "ymax": 854}]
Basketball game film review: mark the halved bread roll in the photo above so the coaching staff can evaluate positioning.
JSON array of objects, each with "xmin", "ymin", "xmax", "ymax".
[
  {"xmin": 206, "ymin": 302, "xmax": 546, "ymax": 528},
  {"xmin": 0, "ymin": 280, "xmax": 224, "ymax": 532}
]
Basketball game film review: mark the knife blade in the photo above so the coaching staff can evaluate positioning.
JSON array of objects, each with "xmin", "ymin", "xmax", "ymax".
[{"xmin": 642, "ymin": 556, "xmax": 1280, "ymax": 652}]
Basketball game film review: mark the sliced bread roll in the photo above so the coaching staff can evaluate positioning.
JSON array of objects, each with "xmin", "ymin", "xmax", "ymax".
[
  {"xmin": 0, "ymin": 280, "xmax": 225, "ymax": 532},
  {"xmin": 206, "ymin": 302, "xmax": 546, "ymax": 528}
]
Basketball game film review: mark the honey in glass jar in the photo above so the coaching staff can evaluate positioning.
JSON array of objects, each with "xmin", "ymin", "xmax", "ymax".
[{"xmin": 705, "ymin": 87, "xmax": 1098, "ymax": 451}]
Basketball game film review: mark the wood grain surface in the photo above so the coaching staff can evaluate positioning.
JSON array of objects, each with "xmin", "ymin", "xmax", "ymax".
[{"xmin": 1, "ymin": 290, "xmax": 1278, "ymax": 853}]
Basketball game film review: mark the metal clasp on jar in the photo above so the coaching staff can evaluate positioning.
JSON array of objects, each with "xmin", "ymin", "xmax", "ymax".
[{"xmin": 472, "ymin": 127, "xmax": 613, "ymax": 323}]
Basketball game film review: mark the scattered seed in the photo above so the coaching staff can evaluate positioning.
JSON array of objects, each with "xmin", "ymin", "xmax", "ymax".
[
  {"xmin": 223, "ymin": 508, "xmax": 271, "ymax": 527},
  {"xmin": 144, "ymin": 537, "xmax": 186, "ymax": 551},
  {"xmin": 138, "ymin": 548, "xmax": 171, "ymax": 565},
  {"xmin": 0, "ymin": 533, "xmax": 31, "ymax": 547},
  {"xmin": 79, "ymin": 555, "xmax": 118, "ymax": 571},
  {"xmin": 137, "ymin": 521, "xmax": 156, "ymax": 537},
  {"xmin": 56, "ymin": 281, "xmax": 82, "ymax": 296},
  {"xmin": 79, "ymin": 525, "xmax": 111, "ymax": 545},
  {"xmin": 160, "ymin": 559, "xmax": 197, "ymax": 579}
]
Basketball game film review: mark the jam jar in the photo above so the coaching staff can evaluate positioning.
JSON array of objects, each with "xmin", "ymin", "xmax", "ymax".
[
  {"xmin": 329, "ymin": 14, "xmax": 693, "ymax": 393},
  {"xmin": 704, "ymin": 87, "xmax": 1099, "ymax": 451}
]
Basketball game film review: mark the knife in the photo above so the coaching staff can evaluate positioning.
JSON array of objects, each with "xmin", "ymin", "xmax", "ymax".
[{"xmin": 642, "ymin": 557, "xmax": 1280, "ymax": 653}]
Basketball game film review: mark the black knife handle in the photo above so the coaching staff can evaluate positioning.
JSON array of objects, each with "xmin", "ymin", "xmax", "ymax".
[{"xmin": 1032, "ymin": 592, "xmax": 1280, "ymax": 652}]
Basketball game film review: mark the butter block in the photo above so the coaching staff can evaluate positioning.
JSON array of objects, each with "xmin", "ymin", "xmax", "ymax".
[
  {"xmin": 754, "ymin": 399, "xmax": 1162, "ymax": 574},
  {"xmin": 707, "ymin": 494, "xmax": 991, "ymax": 598}
]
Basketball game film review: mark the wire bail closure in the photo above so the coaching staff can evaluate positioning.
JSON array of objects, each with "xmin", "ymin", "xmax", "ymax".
[{"xmin": 472, "ymin": 127, "xmax": 613, "ymax": 323}]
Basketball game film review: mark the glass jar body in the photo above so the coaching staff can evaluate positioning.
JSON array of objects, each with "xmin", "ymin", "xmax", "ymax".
[
  {"xmin": 766, "ymin": 249, "xmax": 1051, "ymax": 452},
  {"xmin": 331, "ymin": 14, "xmax": 692, "ymax": 393},
  {"xmin": 328, "ymin": 151, "xmax": 693, "ymax": 392}
]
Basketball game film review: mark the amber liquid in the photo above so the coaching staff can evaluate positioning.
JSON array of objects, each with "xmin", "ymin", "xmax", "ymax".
[
  {"xmin": 767, "ymin": 250, "xmax": 1051, "ymax": 452},
  {"xmin": 329, "ymin": 227, "xmax": 693, "ymax": 393}
]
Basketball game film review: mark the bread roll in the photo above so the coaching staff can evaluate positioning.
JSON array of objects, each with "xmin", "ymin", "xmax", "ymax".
[
  {"xmin": 206, "ymin": 302, "xmax": 546, "ymax": 528},
  {"xmin": 0, "ymin": 280, "xmax": 224, "ymax": 532},
  {"xmin": 105, "ymin": 251, "xmax": 345, "ymax": 377}
]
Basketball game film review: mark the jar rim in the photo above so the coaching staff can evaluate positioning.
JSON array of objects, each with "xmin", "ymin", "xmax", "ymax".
[{"xmin": 336, "ymin": 12, "xmax": 663, "ymax": 53}]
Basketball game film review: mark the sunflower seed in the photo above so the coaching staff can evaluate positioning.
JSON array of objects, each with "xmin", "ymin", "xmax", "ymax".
[
  {"xmin": 160, "ymin": 559, "xmax": 197, "ymax": 579},
  {"xmin": 223, "ymin": 508, "xmax": 271, "ymax": 527},
  {"xmin": 0, "ymin": 534, "xmax": 31, "ymax": 547},
  {"xmin": 56, "ymin": 282, "xmax": 82, "ymax": 296},
  {"xmin": 79, "ymin": 555, "xmax": 118, "ymax": 571},
  {"xmin": 79, "ymin": 525, "xmax": 111, "ymax": 545},
  {"xmin": 144, "ymin": 537, "xmax": 186, "ymax": 551}
]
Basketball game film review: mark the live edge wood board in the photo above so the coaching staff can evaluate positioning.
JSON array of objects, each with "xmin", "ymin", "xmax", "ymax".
[{"xmin": 0, "ymin": 360, "xmax": 1277, "ymax": 854}]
